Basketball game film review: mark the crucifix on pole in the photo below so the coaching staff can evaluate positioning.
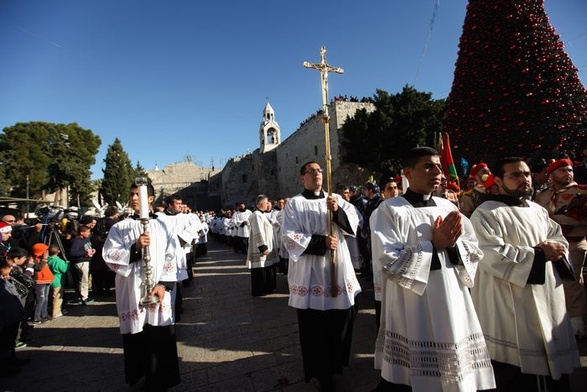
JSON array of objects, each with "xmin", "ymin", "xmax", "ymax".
[{"xmin": 303, "ymin": 46, "xmax": 344, "ymax": 297}]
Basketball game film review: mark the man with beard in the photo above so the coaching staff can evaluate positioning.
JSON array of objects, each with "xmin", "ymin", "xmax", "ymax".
[
  {"xmin": 470, "ymin": 157, "xmax": 580, "ymax": 391},
  {"xmin": 536, "ymin": 158, "xmax": 587, "ymax": 339}
]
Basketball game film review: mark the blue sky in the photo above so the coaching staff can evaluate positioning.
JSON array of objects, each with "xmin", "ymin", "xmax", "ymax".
[{"xmin": 1, "ymin": 1, "xmax": 586, "ymax": 179}]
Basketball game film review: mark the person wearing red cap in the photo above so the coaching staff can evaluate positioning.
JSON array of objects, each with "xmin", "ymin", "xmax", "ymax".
[
  {"xmin": 0, "ymin": 221, "xmax": 13, "ymax": 255},
  {"xmin": 536, "ymin": 157, "xmax": 587, "ymax": 339},
  {"xmin": 460, "ymin": 162, "xmax": 491, "ymax": 218}
]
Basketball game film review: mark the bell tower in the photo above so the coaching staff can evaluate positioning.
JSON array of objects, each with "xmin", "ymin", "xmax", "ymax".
[{"xmin": 259, "ymin": 102, "xmax": 281, "ymax": 153}]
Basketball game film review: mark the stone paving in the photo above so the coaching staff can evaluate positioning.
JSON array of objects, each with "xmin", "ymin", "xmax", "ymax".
[{"xmin": 2, "ymin": 239, "xmax": 586, "ymax": 392}]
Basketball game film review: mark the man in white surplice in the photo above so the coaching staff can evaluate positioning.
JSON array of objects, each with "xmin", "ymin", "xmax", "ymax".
[
  {"xmin": 103, "ymin": 182, "xmax": 180, "ymax": 390},
  {"xmin": 470, "ymin": 157, "xmax": 580, "ymax": 391},
  {"xmin": 370, "ymin": 147, "xmax": 495, "ymax": 392},
  {"xmin": 282, "ymin": 160, "xmax": 361, "ymax": 392}
]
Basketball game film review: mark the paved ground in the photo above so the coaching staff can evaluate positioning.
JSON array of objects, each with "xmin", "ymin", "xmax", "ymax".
[{"xmin": 2, "ymin": 239, "xmax": 586, "ymax": 392}]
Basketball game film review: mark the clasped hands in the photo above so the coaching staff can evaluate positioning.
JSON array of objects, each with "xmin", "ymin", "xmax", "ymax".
[{"xmin": 432, "ymin": 210, "xmax": 463, "ymax": 250}]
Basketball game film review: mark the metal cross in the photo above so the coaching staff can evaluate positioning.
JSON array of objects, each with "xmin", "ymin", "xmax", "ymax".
[{"xmin": 303, "ymin": 46, "xmax": 344, "ymax": 297}]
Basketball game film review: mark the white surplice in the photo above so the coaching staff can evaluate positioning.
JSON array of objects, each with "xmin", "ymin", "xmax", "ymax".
[
  {"xmin": 103, "ymin": 217, "xmax": 177, "ymax": 334},
  {"xmin": 282, "ymin": 192, "xmax": 361, "ymax": 310},
  {"xmin": 156, "ymin": 212, "xmax": 202, "ymax": 282},
  {"xmin": 246, "ymin": 209, "xmax": 278, "ymax": 269},
  {"xmin": 470, "ymin": 199, "xmax": 580, "ymax": 379},
  {"xmin": 370, "ymin": 195, "xmax": 495, "ymax": 392}
]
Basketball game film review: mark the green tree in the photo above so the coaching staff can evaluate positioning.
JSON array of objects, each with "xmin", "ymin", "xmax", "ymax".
[
  {"xmin": 101, "ymin": 138, "xmax": 134, "ymax": 206},
  {"xmin": 341, "ymin": 86, "xmax": 446, "ymax": 174},
  {"xmin": 0, "ymin": 122, "xmax": 100, "ymax": 203},
  {"xmin": 445, "ymin": 0, "xmax": 587, "ymax": 165},
  {"xmin": 132, "ymin": 161, "xmax": 149, "ymax": 180}
]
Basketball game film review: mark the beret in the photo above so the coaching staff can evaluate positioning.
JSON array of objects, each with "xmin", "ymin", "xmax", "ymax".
[{"xmin": 546, "ymin": 158, "xmax": 573, "ymax": 174}]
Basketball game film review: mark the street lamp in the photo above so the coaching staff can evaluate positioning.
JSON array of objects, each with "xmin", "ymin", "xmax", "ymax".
[{"xmin": 24, "ymin": 167, "xmax": 31, "ymax": 219}]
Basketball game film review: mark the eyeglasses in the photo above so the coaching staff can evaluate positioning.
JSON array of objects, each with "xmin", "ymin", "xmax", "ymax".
[
  {"xmin": 503, "ymin": 171, "xmax": 531, "ymax": 179},
  {"xmin": 304, "ymin": 168, "xmax": 323, "ymax": 175},
  {"xmin": 4, "ymin": 220, "xmax": 15, "ymax": 223}
]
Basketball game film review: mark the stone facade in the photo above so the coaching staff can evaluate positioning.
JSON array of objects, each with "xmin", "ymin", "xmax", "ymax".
[
  {"xmin": 146, "ymin": 161, "xmax": 221, "ymax": 210},
  {"xmin": 143, "ymin": 100, "xmax": 375, "ymax": 211},
  {"xmin": 218, "ymin": 100, "xmax": 375, "ymax": 208},
  {"xmin": 276, "ymin": 100, "xmax": 375, "ymax": 198}
]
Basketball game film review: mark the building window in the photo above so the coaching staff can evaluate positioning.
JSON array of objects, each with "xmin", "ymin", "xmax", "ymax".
[
  {"xmin": 314, "ymin": 145, "xmax": 318, "ymax": 155},
  {"xmin": 296, "ymin": 156, "xmax": 299, "ymax": 164},
  {"xmin": 242, "ymin": 174, "xmax": 248, "ymax": 183}
]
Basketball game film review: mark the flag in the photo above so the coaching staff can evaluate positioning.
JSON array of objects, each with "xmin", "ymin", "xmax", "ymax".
[{"xmin": 438, "ymin": 132, "xmax": 459, "ymax": 187}]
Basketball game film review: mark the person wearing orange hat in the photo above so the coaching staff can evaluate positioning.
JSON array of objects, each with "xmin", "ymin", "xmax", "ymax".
[
  {"xmin": 459, "ymin": 162, "xmax": 491, "ymax": 218},
  {"xmin": 536, "ymin": 157, "xmax": 587, "ymax": 339},
  {"xmin": 30, "ymin": 243, "xmax": 53, "ymax": 324}
]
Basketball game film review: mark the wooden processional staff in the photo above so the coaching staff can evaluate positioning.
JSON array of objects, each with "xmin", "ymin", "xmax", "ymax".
[{"xmin": 304, "ymin": 47, "xmax": 344, "ymax": 298}]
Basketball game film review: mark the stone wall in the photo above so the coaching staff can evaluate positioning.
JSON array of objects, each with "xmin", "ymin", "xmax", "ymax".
[
  {"xmin": 276, "ymin": 100, "xmax": 375, "ymax": 197},
  {"xmin": 143, "ymin": 101, "xmax": 376, "ymax": 211},
  {"xmin": 146, "ymin": 161, "xmax": 221, "ymax": 210}
]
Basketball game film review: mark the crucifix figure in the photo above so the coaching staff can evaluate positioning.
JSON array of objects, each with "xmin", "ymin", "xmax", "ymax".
[{"xmin": 304, "ymin": 46, "xmax": 344, "ymax": 297}]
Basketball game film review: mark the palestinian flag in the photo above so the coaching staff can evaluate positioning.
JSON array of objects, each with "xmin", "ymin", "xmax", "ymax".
[{"xmin": 437, "ymin": 132, "xmax": 460, "ymax": 190}]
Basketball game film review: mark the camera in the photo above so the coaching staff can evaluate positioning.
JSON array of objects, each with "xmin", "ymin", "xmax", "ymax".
[{"xmin": 35, "ymin": 206, "xmax": 65, "ymax": 224}]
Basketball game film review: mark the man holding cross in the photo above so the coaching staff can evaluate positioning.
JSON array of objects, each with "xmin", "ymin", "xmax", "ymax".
[{"xmin": 282, "ymin": 160, "xmax": 361, "ymax": 392}]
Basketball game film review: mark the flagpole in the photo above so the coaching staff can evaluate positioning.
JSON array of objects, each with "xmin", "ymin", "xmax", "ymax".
[{"xmin": 304, "ymin": 47, "xmax": 344, "ymax": 297}]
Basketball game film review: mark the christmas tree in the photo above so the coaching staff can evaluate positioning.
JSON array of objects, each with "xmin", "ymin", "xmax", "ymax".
[{"xmin": 444, "ymin": 0, "xmax": 587, "ymax": 169}]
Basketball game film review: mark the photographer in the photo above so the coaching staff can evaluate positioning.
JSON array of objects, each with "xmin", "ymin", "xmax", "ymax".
[{"xmin": 24, "ymin": 220, "xmax": 45, "ymax": 253}]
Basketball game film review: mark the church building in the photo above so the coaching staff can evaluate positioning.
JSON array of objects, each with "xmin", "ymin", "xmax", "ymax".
[{"xmin": 215, "ymin": 99, "xmax": 375, "ymax": 208}]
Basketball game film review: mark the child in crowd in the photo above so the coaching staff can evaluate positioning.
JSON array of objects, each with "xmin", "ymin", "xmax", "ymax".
[
  {"xmin": 47, "ymin": 244, "xmax": 69, "ymax": 318},
  {"xmin": 31, "ymin": 243, "xmax": 53, "ymax": 324},
  {"xmin": 0, "ymin": 256, "xmax": 30, "ymax": 378},
  {"xmin": 69, "ymin": 225, "xmax": 95, "ymax": 305},
  {"xmin": 6, "ymin": 248, "xmax": 34, "ymax": 348}
]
